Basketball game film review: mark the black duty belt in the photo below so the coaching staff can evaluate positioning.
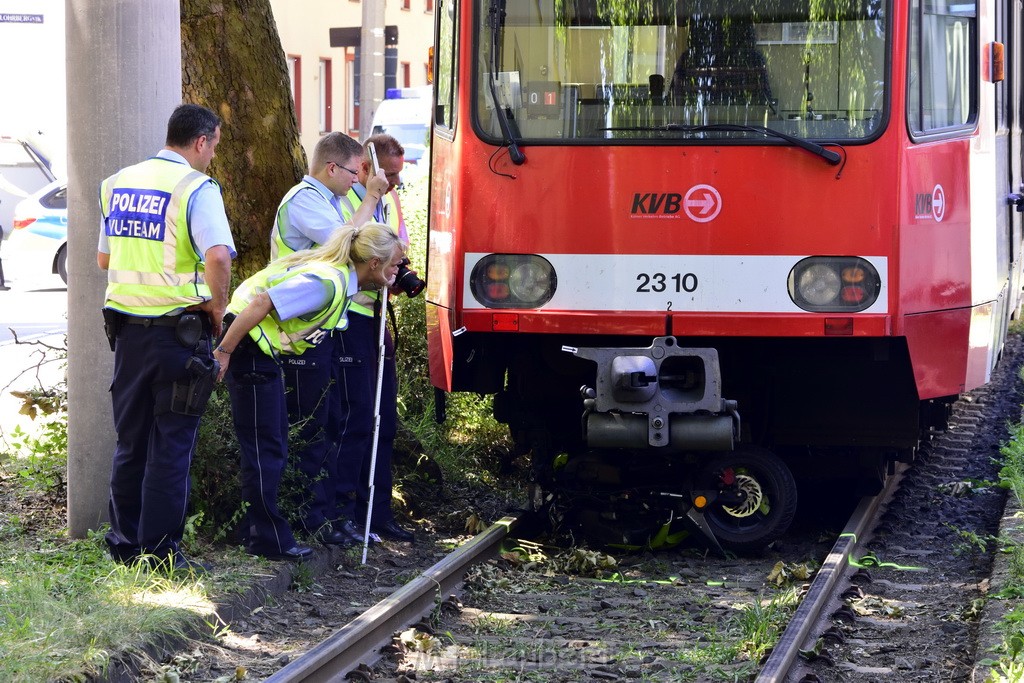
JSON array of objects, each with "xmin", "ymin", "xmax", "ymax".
[{"xmin": 123, "ymin": 314, "xmax": 181, "ymax": 328}]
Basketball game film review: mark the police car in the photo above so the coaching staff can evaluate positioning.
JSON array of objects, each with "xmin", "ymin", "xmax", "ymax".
[
  {"xmin": 371, "ymin": 87, "xmax": 431, "ymax": 185},
  {"xmin": 0, "ymin": 134, "xmax": 57, "ymax": 241},
  {"xmin": 8, "ymin": 180, "xmax": 68, "ymax": 284}
]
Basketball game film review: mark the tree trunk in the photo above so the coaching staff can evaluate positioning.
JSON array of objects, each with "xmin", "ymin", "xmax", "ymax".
[{"xmin": 181, "ymin": 0, "xmax": 306, "ymax": 278}]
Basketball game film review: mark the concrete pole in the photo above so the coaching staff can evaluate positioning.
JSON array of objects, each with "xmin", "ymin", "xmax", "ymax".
[
  {"xmin": 65, "ymin": 0, "xmax": 181, "ymax": 538},
  {"xmin": 359, "ymin": 0, "xmax": 386, "ymax": 139}
]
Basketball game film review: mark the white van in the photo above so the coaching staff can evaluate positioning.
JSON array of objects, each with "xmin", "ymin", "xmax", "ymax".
[{"xmin": 371, "ymin": 87, "xmax": 431, "ymax": 176}]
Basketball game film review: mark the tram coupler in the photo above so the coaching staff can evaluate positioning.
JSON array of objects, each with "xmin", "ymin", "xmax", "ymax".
[{"xmin": 565, "ymin": 337, "xmax": 739, "ymax": 451}]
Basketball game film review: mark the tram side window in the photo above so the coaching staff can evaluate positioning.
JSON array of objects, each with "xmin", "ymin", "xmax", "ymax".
[
  {"xmin": 435, "ymin": 0, "xmax": 458, "ymax": 130},
  {"xmin": 908, "ymin": 0, "xmax": 976, "ymax": 134}
]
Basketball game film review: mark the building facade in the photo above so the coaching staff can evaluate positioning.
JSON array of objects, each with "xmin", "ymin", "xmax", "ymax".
[{"xmin": 270, "ymin": 0, "xmax": 434, "ymax": 156}]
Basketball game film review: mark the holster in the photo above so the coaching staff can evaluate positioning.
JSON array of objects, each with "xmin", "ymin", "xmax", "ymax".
[
  {"xmin": 170, "ymin": 354, "xmax": 220, "ymax": 416},
  {"xmin": 102, "ymin": 308, "xmax": 123, "ymax": 352}
]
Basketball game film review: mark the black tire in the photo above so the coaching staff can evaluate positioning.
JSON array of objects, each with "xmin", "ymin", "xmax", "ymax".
[
  {"xmin": 56, "ymin": 245, "xmax": 68, "ymax": 285},
  {"xmin": 699, "ymin": 447, "xmax": 798, "ymax": 554}
]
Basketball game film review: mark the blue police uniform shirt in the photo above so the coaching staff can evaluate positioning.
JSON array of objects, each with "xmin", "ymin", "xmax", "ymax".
[
  {"xmin": 267, "ymin": 268, "xmax": 360, "ymax": 326},
  {"xmin": 279, "ymin": 175, "xmax": 346, "ymax": 253},
  {"xmin": 351, "ymin": 182, "xmax": 388, "ymax": 224},
  {"xmin": 98, "ymin": 150, "xmax": 237, "ymax": 259}
]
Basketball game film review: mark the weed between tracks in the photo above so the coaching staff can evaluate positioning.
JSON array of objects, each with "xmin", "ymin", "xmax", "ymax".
[{"xmin": 397, "ymin": 544, "xmax": 804, "ymax": 682}]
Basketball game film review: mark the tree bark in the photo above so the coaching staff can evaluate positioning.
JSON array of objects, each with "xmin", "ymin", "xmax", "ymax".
[{"xmin": 181, "ymin": 0, "xmax": 306, "ymax": 277}]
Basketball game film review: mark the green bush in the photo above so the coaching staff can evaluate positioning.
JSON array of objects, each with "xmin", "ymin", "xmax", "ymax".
[{"xmin": 390, "ymin": 177, "xmax": 512, "ymax": 487}]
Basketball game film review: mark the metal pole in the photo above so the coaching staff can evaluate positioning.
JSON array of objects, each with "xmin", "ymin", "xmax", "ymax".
[
  {"xmin": 65, "ymin": 0, "xmax": 182, "ymax": 537},
  {"xmin": 358, "ymin": 0, "xmax": 386, "ymax": 139},
  {"xmin": 360, "ymin": 291, "xmax": 389, "ymax": 564}
]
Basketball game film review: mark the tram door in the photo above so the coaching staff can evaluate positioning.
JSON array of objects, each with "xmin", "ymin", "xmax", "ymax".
[{"xmin": 1001, "ymin": 0, "xmax": 1024, "ymax": 317}]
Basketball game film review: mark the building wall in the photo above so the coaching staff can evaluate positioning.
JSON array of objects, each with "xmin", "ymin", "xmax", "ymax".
[
  {"xmin": 0, "ymin": 0, "xmax": 67, "ymax": 174},
  {"xmin": 270, "ymin": 0, "xmax": 434, "ymax": 157}
]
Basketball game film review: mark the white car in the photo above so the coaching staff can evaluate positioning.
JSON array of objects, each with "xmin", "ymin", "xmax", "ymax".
[
  {"xmin": 0, "ymin": 135, "xmax": 57, "ymax": 240},
  {"xmin": 8, "ymin": 180, "xmax": 67, "ymax": 284}
]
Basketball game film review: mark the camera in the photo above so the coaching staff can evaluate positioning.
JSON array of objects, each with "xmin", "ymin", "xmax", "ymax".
[{"xmin": 395, "ymin": 257, "xmax": 426, "ymax": 298}]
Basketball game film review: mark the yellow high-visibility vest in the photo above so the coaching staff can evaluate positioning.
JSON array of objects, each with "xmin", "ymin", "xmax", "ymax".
[
  {"xmin": 100, "ymin": 157, "xmax": 215, "ymax": 316},
  {"xmin": 228, "ymin": 260, "xmax": 352, "ymax": 358}
]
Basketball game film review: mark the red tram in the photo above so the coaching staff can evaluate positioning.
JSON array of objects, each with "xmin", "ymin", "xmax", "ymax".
[{"xmin": 426, "ymin": 0, "xmax": 1024, "ymax": 551}]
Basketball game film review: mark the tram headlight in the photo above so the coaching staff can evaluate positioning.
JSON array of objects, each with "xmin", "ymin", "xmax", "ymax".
[
  {"xmin": 470, "ymin": 254, "xmax": 557, "ymax": 309},
  {"xmin": 795, "ymin": 264, "xmax": 841, "ymax": 306},
  {"xmin": 788, "ymin": 257, "xmax": 880, "ymax": 312},
  {"xmin": 509, "ymin": 261, "xmax": 554, "ymax": 302}
]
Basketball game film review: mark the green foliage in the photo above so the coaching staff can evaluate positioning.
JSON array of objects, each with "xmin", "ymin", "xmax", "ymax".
[
  {"xmin": 731, "ymin": 589, "xmax": 800, "ymax": 662},
  {"xmin": 289, "ymin": 560, "xmax": 317, "ymax": 592},
  {"xmin": 389, "ymin": 176, "xmax": 512, "ymax": 488},
  {"xmin": 983, "ymin": 405, "xmax": 1024, "ymax": 680},
  {"xmin": 391, "ymin": 176, "xmax": 432, "ymax": 421},
  {"xmin": 0, "ymin": 346, "xmax": 68, "ymax": 501},
  {"xmin": 188, "ymin": 385, "xmax": 246, "ymax": 544},
  {"xmin": 3, "ymin": 422, "xmax": 67, "ymax": 492},
  {"xmin": 946, "ymin": 523, "xmax": 996, "ymax": 556},
  {"xmin": 1001, "ymin": 419, "xmax": 1024, "ymax": 506},
  {"xmin": 1011, "ymin": 541, "xmax": 1024, "ymax": 584}
]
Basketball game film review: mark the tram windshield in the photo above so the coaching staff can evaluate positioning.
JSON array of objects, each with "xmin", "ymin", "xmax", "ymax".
[{"xmin": 475, "ymin": 0, "xmax": 887, "ymax": 143}]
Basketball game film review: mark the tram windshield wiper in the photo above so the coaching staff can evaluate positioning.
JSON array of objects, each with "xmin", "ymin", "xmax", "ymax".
[
  {"xmin": 486, "ymin": 0, "xmax": 525, "ymax": 165},
  {"xmin": 602, "ymin": 123, "xmax": 842, "ymax": 166}
]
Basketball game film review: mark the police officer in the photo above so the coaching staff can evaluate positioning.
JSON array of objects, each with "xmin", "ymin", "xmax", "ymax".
[
  {"xmin": 333, "ymin": 134, "xmax": 415, "ymax": 543},
  {"xmin": 214, "ymin": 224, "xmax": 403, "ymax": 560},
  {"xmin": 269, "ymin": 132, "xmax": 389, "ymax": 546},
  {"xmin": 98, "ymin": 103, "xmax": 235, "ymax": 572}
]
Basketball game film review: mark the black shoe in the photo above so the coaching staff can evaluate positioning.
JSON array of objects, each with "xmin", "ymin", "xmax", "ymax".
[
  {"xmin": 315, "ymin": 529, "xmax": 355, "ymax": 547},
  {"xmin": 257, "ymin": 545, "xmax": 314, "ymax": 561},
  {"xmin": 108, "ymin": 548, "xmax": 140, "ymax": 565},
  {"xmin": 337, "ymin": 519, "xmax": 374, "ymax": 545},
  {"xmin": 371, "ymin": 519, "xmax": 415, "ymax": 543}
]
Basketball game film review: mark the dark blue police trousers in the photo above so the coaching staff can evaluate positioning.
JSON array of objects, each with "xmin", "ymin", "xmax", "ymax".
[
  {"xmin": 282, "ymin": 333, "xmax": 341, "ymax": 534},
  {"xmin": 105, "ymin": 322, "xmax": 207, "ymax": 563},
  {"xmin": 225, "ymin": 343, "xmax": 300, "ymax": 555},
  {"xmin": 332, "ymin": 313, "xmax": 398, "ymax": 527}
]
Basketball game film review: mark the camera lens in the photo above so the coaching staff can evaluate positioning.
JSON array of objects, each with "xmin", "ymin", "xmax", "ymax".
[{"xmin": 396, "ymin": 262, "xmax": 426, "ymax": 298}]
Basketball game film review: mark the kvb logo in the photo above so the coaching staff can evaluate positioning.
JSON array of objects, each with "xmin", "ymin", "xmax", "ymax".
[
  {"xmin": 631, "ymin": 192, "xmax": 682, "ymax": 217},
  {"xmin": 913, "ymin": 184, "xmax": 946, "ymax": 222},
  {"xmin": 630, "ymin": 184, "xmax": 722, "ymax": 222}
]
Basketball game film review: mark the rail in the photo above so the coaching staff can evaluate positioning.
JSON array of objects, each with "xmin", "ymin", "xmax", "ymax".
[
  {"xmin": 755, "ymin": 465, "xmax": 906, "ymax": 682},
  {"xmin": 264, "ymin": 515, "xmax": 521, "ymax": 683}
]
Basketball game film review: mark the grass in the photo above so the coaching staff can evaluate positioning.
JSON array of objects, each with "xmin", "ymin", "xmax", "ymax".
[
  {"xmin": 0, "ymin": 533, "xmax": 218, "ymax": 681},
  {"xmin": 980, "ymin": 364, "xmax": 1024, "ymax": 682}
]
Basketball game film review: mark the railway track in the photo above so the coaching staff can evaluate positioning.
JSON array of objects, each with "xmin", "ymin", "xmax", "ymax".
[
  {"xmin": 251, "ymin": 342, "xmax": 1022, "ymax": 683},
  {"xmin": 252, "ymin": 485, "xmax": 891, "ymax": 682},
  {"xmin": 262, "ymin": 516, "xmax": 523, "ymax": 683}
]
